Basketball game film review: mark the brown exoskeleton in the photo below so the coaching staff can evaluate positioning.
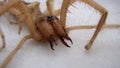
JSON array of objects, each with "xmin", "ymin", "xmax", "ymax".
[
  {"xmin": 0, "ymin": 0, "xmax": 43, "ymax": 51},
  {"xmin": 0, "ymin": 0, "xmax": 120, "ymax": 68},
  {"xmin": 0, "ymin": 0, "xmax": 41, "ymax": 34},
  {"xmin": 35, "ymin": 16, "xmax": 73, "ymax": 50}
]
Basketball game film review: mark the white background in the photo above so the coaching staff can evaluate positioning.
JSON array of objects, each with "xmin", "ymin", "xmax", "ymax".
[{"xmin": 0, "ymin": 0, "xmax": 120, "ymax": 68}]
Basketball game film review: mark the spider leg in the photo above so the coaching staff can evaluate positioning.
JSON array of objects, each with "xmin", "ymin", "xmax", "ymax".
[
  {"xmin": 77, "ymin": 0, "xmax": 107, "ymax": 50},
  {"xmin": 3, "ymin": 9, "xmax": 21, "ymax": 34},
  {"xmin": 0, "ymin": 0, "xmax": 23, "ymax": 35},
  {"xmin": 44, "ymin": 0, "xmax": 61, "ymax": 16},
  {"xmin": 0, "ymin": 0, "xmax": 39, "ymax": 36},
  {"xmin": 27, "ymin": 1, "xmax": 40, "ymax": 20},
  {"xmin": 46, "ymin": 0, "xmax": 55, "ymax": 16},
  {"xmin": 60, "ymin": 0, "xmax": 115, "ymax": 50},
  {"xmin": 0, "ymin": 27, "xmax": 5, "ymax": 51},
  {"xmin": 14, "ymin": 2, "xmax": 40, "ymax": 35},
  {"xmin": 54, "ymin": 9, "xmax": 61, "ymax": 16},
  {"xmin": 2, "ymin": 1, "xmax": 40, "ymax": 35},
  {"xmin": 60, "ymin": 0, "xmax": 75, "ymax": 26},
  {"xmin": 66, "ymin": 24, "xmax": 120, "ymax": 32},
  {"xmin": 18, "ymin": 1, "xmax": 40, "ymax": 35},
  {"xmin": 18, "ymin": 20, "xmax": 22, "ymax": 34},
  {"xmin": 0, "ymin": 0, "xmax": 21, "ymax": 15},
  {"xmin": 8, "ymin": 8, "xmax": 21, "ymax": 24},
  {"xmin": 0, "ymin": 1, "xmax": 18, "ymax": 24},
  {"xmin": 18, "ymin": 1, "xmax": 41, "ymax": 35},
  {"xmin": 62, "ymin": 0, "xmax": 109, "ymax": 50},
  {"xmin": 0, "ymin": 35, "xmax": 32, "ymax": 68}
]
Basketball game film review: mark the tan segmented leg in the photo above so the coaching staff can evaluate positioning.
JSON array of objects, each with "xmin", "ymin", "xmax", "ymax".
[
  {"xmin": 9, "ymin": 8, "xmax": 24, "ymax": 34},
  {"xmin": 0, "ymin": 27, "xmax": 5, "ymax": 51},
  {"xmin": 0, "ymin": 0, "xmax": 22, "ymax": 34},
  {"xmin": 0, "ymin": 1, "xmax": 37, "ymax": 67},
  {"xmin": 0, "ymin": 35, "xmax": 32, "ymax": 68},
  {"xmin": 44, "ymin": 0, "xmax": 61, "ymax": 16},
  {"xmin": 17, "ymin": 2, "xmax": 40, "ymax": 34},
  {"xmin": 4, "ymin": 1, "xmax": 40, "ymax": 24},
  {"xmin": 18, "ymin": 1, "xmax": 40, "ymax": 34},
  {"xmin": 46, "ymin": 0, "xmax": 55, "ymax": 16},
  {"xmin": 0, "ymin": 0, "xmax": 19, "ymax": 23},
  {"xmin": 3, "ymin": 1, "xmax": 40, "ymax": 35},
  {"xmin": 0, "ymin": 0, "xmax": 21, "ymax": 15},
  {"xmin": 77, "ymin": 0, "xmax": 108, "ymax": 50},
  {"xmin": 60, "ymin": 0, "xmax": 75, "ymax": 26},
  {"xmin": 66, "ymin": 24, "xmax": 120, "ymax": 32},
  {"xmin": 27, "ymin": 2, "xmax": 40, "ymax": 20},
  {"xmin": 60, "ymin": 0, "xmax": 109, "ymax": 50},
  {"xmin": 54, "ymin": 9, "xmax": 61, "ymax": 16},
  {"xmin": 16, "ymin": 1, "xmax": 40, "ymax": 35},
  {"xmin": 18, "ymin": 20, "xmax": 22, "ymax": 34},
  {"xmin": 45, "ymin": 0, "xmax": 61, "ymax": 16}
]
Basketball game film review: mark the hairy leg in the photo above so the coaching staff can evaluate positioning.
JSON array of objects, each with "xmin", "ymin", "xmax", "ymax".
[
  {"xmin": 27, "ymin": 1, "xmax": 40, "ymax": 20},
  {"xmin": 46, "ymin": 0, "xmax": 55, "ymax": 16},
  {"xmin": 0, "ymin": 35, "xmax": 32, "ymax": 68},
  {"xmin": 0, "ymin": 0, "xmax": 21, "ymax": 15},
  {"xmin": 79, "ymin": 0, "xmax": 108, "ymax": 50},
  {"xmin": 44, "ymin": 0, "xmax": 61, "ymax": 16},
  {"xmin": 60, "ymin": 0, "xmax": 112, "ymax": 50},
  {"xmin": 60, "ymin": 0, "xmax": 74, "ymax": 26},
  {"xmin": 66, "ymin": 24, "xmax": 120, "ymax": 32}
]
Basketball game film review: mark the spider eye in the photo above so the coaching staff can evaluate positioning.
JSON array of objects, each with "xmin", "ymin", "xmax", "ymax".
[{"xmin": 47, "ymin": 16, "xmax": 53, "ymax": 20}]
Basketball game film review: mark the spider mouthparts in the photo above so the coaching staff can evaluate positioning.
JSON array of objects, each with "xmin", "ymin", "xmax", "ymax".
[
  {"xmin": 59, "ymin": 37, "xmax": 71, "ymax": 48},
  {"xmin": 64, "ymin": 36, "xmax": 73, "ymax": 44},
  {"xmin": 49, "ymin": 40, "xmax": 55, "ymax": 50},
  {"xmin": 48, "ymin": 35, "xmax": 57, "ymax": 50},
  {"xmin": 51, "ymin": 36, "xmax": 57, "ymax": 46}
]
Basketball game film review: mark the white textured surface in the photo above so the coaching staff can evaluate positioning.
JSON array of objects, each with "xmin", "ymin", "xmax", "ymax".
[{"xmin": 0, "ymin": 0, "xmax": 120, "ymax": 68}]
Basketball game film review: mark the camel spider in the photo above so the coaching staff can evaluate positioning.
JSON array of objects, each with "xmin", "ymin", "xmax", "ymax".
[{"xmin": 0, "ymin": 0, "xmax": 120, "ymax": 68}]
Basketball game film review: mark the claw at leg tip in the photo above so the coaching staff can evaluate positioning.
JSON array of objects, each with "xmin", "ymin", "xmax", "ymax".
[
  {"xmin": 85, "ymin": 45, "xmax": 90, "ymax": 50},
  {"xmin": 85, "ymin": 43, "xmax": 92, "ymax": 50},
  {"xmin": 51, "ymin": 48, "xmax": 55, "ymax": 50},
  {"xmin": 0, "ymin": 46, "xmax": 5, "ymax": 51}
]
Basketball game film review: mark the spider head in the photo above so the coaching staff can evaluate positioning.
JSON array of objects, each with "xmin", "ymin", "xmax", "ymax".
[
  {"xmin": 46, "ymin": 16, "xmax": 59, "ymax": 23},
  {"xmin": 47, "ymin": 16, "xmax": 53, "ymax": 20}
]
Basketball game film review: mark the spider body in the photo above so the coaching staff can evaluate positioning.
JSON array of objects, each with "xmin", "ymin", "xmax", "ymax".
[{"xmin": 0, "ymin": 0, "xmax": 120, "ymax": 68}]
